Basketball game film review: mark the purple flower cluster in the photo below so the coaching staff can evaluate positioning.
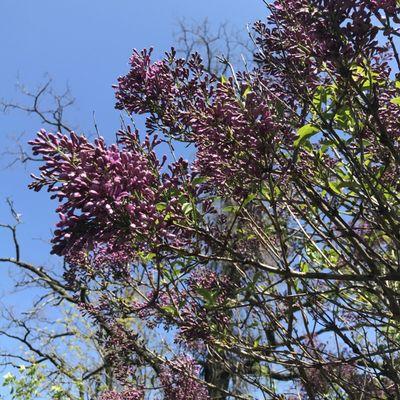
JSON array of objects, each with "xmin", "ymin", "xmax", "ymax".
[
  {"xmin": 254, "ymin": 0, "xmax": 394, "ymax": 88},
  {"xmin": 190, "ymin": 81, "xmax": 282, "ymax": 194},
  {"xmin": 132, "ymin": 289, "xmax": 181, "ymax": 329},
  {"xmin": 115, "ymin": 48, "xmax": 214, "ymax": 138},
  {"xmin": 188, "ymin": 267, "xmax": 234, "ymax": 301},
  {"xmin": 29, "ymin": 129, "xmax": 187, "ymax": 265},
  {"xmin": 159, "ymin": 356, "xmax": 209, "ymax": 400},
  {"xmin": 115, "ymin": 49, "xmax": 294, "ymax": 195},
  {"xmin": 99, "ymin": 388, "xmax": 143, "ymax": 400},
  {"xmin": 369, "ymin": 0, "xmax": 397, "ymax": 14},
  {"xmin": 115, "ymin": 48, "xmax": 177, "ymax": 116},
  {"xmin": 301, "ymin": 360, "xmax": 392, "ymax": 398},
  {"xmin": 133, "ymin": 268, "xmax": 232, "ymax": 345}
]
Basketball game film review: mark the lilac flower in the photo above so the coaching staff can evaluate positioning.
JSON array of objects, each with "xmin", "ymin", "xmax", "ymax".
[
  {"xmin": 159, "ymin": 356, "xmax": 209, "ymax": 400},
  {"xmin": 115, "ymin": 48, "xmax": 214, "ymax": 138},
  {"xmin": 29, "ymin": 129, "xmax": 187, "ymax": 266},
  {"xmin": 115, "ymin": 48, "xmax": 177, "ymax": 116},
  {"xmin": 100, "ymin": 388, "xmax": 143, "ymax": 400},
  {"xmin": 253, "ymin": 0, "xmax": 393, "ymax": 88},
  {"xmin": 115, "ymin": 49, "xmax": 294, "ymax": 195},
  {"xmin": 190, "ymin": 80, "xmax": 285, "ymax": 194},
  {"xmin": 133, "ymin": 269, "xmax": 232, "ymax": 345}
]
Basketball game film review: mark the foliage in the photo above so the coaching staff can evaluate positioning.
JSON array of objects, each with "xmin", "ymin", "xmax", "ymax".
[{"xmin": 2, "ymin": 365, "xmax": 45, "ymax": 400}]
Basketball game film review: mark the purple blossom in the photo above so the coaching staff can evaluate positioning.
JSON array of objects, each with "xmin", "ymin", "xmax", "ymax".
[
  {"xmin": 29, "ymin": 129, "xmax": 188, "ymax": 266},
  {"xmin": 115, "ymin": 49, "xmax": 294, "ymax": 195},
  {"xmin": 159, "ymin": 356, "xmax": 209, "ymax": 400},
  {"xmin": 253, "ymin": 0, "xmax": 394, "ymax": 88},
  {"xmin": 133, "ymin": 268, "xmax": 232, "ymax": 345},
  {"xmin": 115, "ymin": 48, "xmax": 214, "ymax": 138},
  {"xmin": 99, "ymin": 388, "xmax": 143, "ymax": 400}
]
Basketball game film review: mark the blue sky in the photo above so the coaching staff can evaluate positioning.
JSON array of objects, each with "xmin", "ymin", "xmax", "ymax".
[
  {"xmin": 0, "ymin": 0, "xmax": 266, "ymax": 261},
  {"xmin": 0, "ymin": 0, "xmax": 267, "ymax": 394},
  {"xmin": 0, "ymin": 0, "xmax": 266, "ymax": 271}
]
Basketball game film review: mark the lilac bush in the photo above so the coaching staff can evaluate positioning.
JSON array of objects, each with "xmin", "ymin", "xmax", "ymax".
[{"xmin": 29, "ymin": 1, "xmax": 400, "ymax": 398}]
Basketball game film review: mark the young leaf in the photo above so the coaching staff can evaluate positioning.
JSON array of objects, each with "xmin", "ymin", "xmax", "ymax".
[
  {"xmin": 182, "ymin": 202, "xmax": 193, "ymax": 215},
  {"xmin": 294, "ymin": 124, "xmax": 320, "ymax": 147},
  {"xmin": 242, "ymin": 86, "xmax": 252, "ymax": 99},
  {"xmin": 390, "ymin": 97, "xmax": 400, "ymax": 105}
]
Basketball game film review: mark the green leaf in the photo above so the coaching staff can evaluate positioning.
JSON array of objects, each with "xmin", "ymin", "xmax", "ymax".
[
  {"xmin": 141, "ymin": 252, "xmax": 156, "ymax": 262},
  {"xmin": 242, "ymin": 86, "xmax": 252, "ymax": 99},
  {"xmin": 155, "ymin": 202, "xmax": 167, "ymax": 212},
  {"xmin": 182, "ymin": 202, "xmax": 193, "ymax": 215},
  {"xmin": 390, "ymin": 97, "xmax": 400, "ymax": 105},
  {"xmin": 294, "ymin": 124, "xmax": 320, "ymax": 147},
  {"xmin": 191, "ymin": 176, "xmax": 208, "ymax": 186},
  {"xmin": 222, "ymin": 205, "xmax": 240, "ymax": 213},
  {"xmin": 161, "ymin": 305, "xmax": 179, "ymax": 317},
  {"xmin": 300, "ymin": 262, "xmax": 309, "ymax": 273},
  {"xmin": 195, "ymin": 287, "xmax": 217, "ymax": 307},
  {"xmin": 328, "ymin": 181, "xmax": 342, "ymax": 195},
  {"xmin": 260, "ymin": 184, "xmax": 271, "ymax": 201},
  {"xmin": 243, "ymin": 193, "xmax": 257, "ymax": 206}
]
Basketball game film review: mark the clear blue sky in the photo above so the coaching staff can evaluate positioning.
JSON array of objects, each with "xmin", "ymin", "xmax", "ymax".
[
  {"xmin": 0, "ymin": 0, "xmax": 266, "ymax": 271},
  {"xmin": 0, "ymin": 0, "xmax": 267, "ymax": 391}
]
